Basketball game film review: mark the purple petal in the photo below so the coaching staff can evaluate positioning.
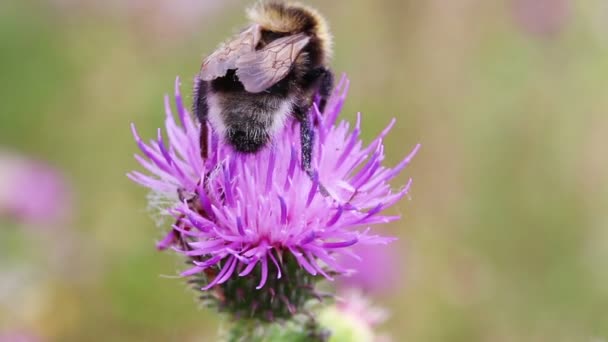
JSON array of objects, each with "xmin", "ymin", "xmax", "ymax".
[{"xmin": 322, "ymin": 237, "xmax": 358, "ymax": 249}]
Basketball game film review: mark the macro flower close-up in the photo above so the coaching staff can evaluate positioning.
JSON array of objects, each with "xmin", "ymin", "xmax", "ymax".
[
  {"xmin": 3, "ymin": 0, "xmax": 607, "ymax": 340},
  {"xmin": 129, "ymin": 75, "xmax": 419, "ymax": 326}
]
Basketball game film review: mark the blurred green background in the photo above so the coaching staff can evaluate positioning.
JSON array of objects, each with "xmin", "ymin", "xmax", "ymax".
[{"xmin": 1, "ymin": 0, "xmax": 607, "ymax": 341}]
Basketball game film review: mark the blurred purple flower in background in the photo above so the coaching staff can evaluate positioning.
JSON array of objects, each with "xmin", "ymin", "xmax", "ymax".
[
  {"xmin": 0, "ymin": 331, "xmax": 41, "ymax": 342},
  {"xmin": 49, "ymin": 0, "xmax": 236, "ymax": 40},
  {"xmin": 511, "ymin": 0, "xmax": 571, "ymax": 38},
  {"xmin": 337, "ymin": 242, "xmax": 403, "ymax": 294},
  {"xmin": 319, "ymin": 289, "xmax": 391, "ymax": 342},
  {"xmin": 337, "ymin": 289, "xmax": 389, "ymax": 330},
  {"xmin": 0, "ymin": 151, "xmax": 71, "ymax": 225},
  {"xmin": 129, "ymin": 76, "xmax": 419, "ymax": 292}
]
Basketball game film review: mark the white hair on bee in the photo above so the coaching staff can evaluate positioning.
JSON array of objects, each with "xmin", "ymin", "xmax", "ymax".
[{"xmin": 206, "ymin": 93, "xmax": 227, "ymax": 138}]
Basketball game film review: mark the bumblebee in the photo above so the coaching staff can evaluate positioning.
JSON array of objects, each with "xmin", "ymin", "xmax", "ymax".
[{"xmin": 193, "ymin": 1, "xmax": 334, "ymax": 175}]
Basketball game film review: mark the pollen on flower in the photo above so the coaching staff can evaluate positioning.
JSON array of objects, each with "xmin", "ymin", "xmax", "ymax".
[{"xmin": 129, "ymin": 75, "xmax": 419, "ymax": 320}]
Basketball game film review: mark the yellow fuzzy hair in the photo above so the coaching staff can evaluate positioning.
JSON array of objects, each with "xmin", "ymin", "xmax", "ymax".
[{"xmin": 247, "ymin": 1, "xmax": 333, "ymax": 62}]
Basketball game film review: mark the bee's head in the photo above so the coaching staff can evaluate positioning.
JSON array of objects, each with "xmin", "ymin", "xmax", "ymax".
[
  {"xmin": 248, "ymin": 1, "xmax": 318, "ymax": 34},
  {"xmin": 247, "ymin": 1, "xmax": 332, "ymax": 62}
]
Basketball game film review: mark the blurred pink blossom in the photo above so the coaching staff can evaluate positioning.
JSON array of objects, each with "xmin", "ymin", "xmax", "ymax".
[
  {"xmin": 337, "ymin": 289, "xmax": 389, "ymax": 328},
  {"xmin": 338, "ymin": 242, "xmax": 404, "ymax": 294},
  {"xmin": 511, "ymin": 0, "xmax": 571, "ymax": 38},
  {"xmin": 319, "ymin": 289, "xmax": 392, "ymax": 342},
  {"xmin": 49, "ymin": 0, "xmax": 236, "ymax": 39},
  {"xmin": 0, "ymin": 151, "xmax": 71, "ymax": 225},
  {"xmin": 0, "ymin": 331, "xmax": 41, "ymax": 342}
]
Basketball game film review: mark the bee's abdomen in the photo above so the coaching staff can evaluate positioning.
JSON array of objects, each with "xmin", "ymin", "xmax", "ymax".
[
  {"xmin": 226, "ymin": 124, "xmax": 270, "ymax": 153},
  {"xmin": 221, "ymin": 95, "xmax": 281, "ymax": 154}
]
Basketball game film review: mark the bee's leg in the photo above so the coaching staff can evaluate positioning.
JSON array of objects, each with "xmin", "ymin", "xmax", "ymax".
[
  {"xmin": 294, "ymin": 100, "xmax": 314, "ymax": 175},
  {"xmin": 193, "ymin": 77, "xmax": 209, "ymax": 160},
  {"xmin": 294, "ymin": 100, "xmax": 329, "ymax": 196},
  {"xmin": 303, "ymin": 67, "xmax": 334, "ymax": 113},
  {"xmin": 317, "ymin": 67, "xmax": 334, "ymax": 113},
  {"xmin": 295, "ymin": 66, "xmax": 334, "ymax": 175}
]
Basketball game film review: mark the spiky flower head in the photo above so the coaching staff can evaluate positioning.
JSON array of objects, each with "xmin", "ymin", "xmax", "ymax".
[{"xmin": 129, "ymin": 75, "xmax": 419, "ymax": 321}]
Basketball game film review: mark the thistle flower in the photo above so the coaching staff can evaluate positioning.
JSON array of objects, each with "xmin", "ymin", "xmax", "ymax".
[{"xmin": 129, "ymin": 75, "xmax": 419, "ymax": 321}]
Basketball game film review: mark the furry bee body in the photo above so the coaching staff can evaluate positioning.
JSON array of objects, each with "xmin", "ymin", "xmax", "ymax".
[{"xmin": 194, "ymin": 1, "xmax": 334, "ymax": 171}]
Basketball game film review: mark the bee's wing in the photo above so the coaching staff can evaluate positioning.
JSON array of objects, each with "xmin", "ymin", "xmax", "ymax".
[
  {"xmin": 200, "ymin": 24, "xmax": 261, "ymax": 81},
  {"xmin": 235, "ymin": 33, "xmax": 311, "ymax": 93}
]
